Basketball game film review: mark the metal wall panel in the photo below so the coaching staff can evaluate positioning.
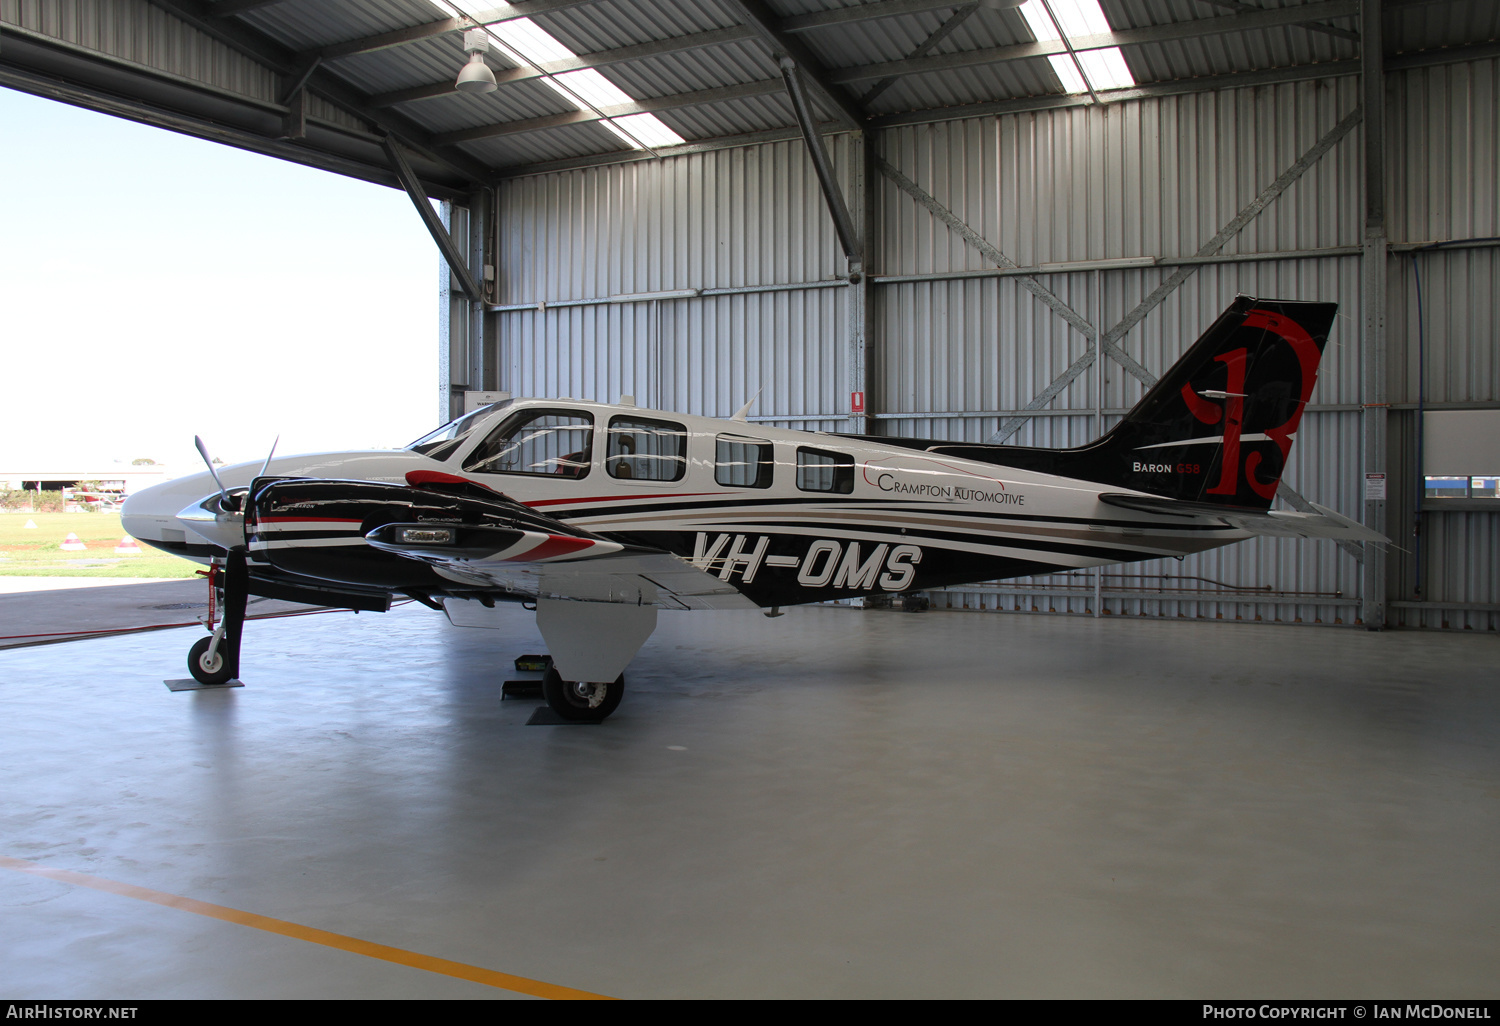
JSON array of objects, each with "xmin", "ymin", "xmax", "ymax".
[
  {"xmin": 880, "ymin": 74, "xmax": 1407, "ymax": 626},
  {"xmin": 1381, "ymin": 59, "xmax": 1500, "ymax": 632},
  {"xmin": 496, "ymin": 135, "xmax": 852, "ymax": 421},
  {"xmin": 491, "ymin": 65, "xmax": 1495, "ymax": 630}
]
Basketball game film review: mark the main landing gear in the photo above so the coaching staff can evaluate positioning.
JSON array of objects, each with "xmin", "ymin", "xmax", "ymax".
[
  {"xmin": 542, "ymin": 668, "xmax": 625, "ymax": 723},
  {"xmin": 187, "ymin": 549, "xmax": 249, "ymax": 686}
]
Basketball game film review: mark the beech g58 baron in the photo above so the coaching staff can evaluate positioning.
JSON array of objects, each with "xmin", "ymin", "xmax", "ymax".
[{"xmin": 123, "ymin": 297, "xmax": 1382, "ymax": 722}]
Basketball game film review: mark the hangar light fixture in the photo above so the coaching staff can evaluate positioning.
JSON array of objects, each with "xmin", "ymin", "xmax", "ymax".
[
  {"xmin": 442, "ymin": 2, "xmax": 685, "ymax": 151},
  {"xmin": 1018, "ymin": 0, "xmax": 1136, "ymax": 95},
  {"xmin": 455, "ymin": 28, "xmax": 498, "ymax": 93}
]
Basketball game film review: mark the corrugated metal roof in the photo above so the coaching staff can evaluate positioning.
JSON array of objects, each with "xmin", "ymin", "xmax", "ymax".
[{"xmin": 9, "ymin": 0, "xmax": 1496, "ymax": 181}]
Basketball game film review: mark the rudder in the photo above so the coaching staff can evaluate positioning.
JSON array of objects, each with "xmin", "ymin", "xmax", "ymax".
[{"xmin": 1052, "ymin": 296, "xmax": 1337, "ymax": 510}]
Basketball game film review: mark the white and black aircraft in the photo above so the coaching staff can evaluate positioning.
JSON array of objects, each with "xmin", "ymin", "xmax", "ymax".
[{"xmin": 123, "ymin": 297, "xmax": 1382, "ymax": 721}]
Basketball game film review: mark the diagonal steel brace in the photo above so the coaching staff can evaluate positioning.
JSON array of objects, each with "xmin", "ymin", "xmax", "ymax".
[
  {"xmin": 876, "ymin": 157, "xmax": 1096, "ymax": 338},
  {"xmin": 990, "ymin": 105, "xmax": 1363, "ymax": 443}
]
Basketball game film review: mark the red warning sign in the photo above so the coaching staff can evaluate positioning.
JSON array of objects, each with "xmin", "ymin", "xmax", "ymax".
[{"xmin": 851, "ymin": 391, "xmax": 865, "ymax": 414}]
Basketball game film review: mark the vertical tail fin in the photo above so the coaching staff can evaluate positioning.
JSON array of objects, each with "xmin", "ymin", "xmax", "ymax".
[{"xmin": 1068, "ymin": 296, "xmax": 1337, "ymax": 510}]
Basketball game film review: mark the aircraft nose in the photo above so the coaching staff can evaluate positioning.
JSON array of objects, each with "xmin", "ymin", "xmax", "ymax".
[{"xmin": 121, "ymin": 481, "xmax": 189, "ymax": 547}]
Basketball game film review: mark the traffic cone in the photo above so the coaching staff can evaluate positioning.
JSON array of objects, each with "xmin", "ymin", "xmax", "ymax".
[
  {"xmin": 115, "ymin": 537, "xmax": 142, "ymax": 555},
  {"xmin": 23, "ymin": 520, "xmax": 36, "ymax": 529},
  {"xmin": 60, "ymin": 533, "xmax": 87, "ymax": 552}
]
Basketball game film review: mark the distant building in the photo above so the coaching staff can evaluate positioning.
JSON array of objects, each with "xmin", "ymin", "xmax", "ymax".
[{"xmin": 0, "ymin": 466, "xmax": 172, "ymax": 495}]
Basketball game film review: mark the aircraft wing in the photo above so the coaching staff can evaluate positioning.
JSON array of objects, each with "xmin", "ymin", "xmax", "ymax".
[
  {"xmin": 367, "ymin": 526, "xmax": 759, "ymax": 611},
  {"xmin": 1099, "ymin": 493, "xmax": 1388, "ymax": 544},
  {"xmin": 249, "ymin": 475, "xmax": 759, "ymax": 611}
]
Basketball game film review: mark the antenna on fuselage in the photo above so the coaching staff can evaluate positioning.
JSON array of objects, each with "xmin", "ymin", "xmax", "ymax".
[{"xmin": 730, "ymin": 389, "xmax": 762, "ymax": 422}]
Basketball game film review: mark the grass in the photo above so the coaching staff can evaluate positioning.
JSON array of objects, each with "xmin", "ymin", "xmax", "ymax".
[{"xmin": 0, "ymin": 512, "xmax": 200, "ymax": 578}]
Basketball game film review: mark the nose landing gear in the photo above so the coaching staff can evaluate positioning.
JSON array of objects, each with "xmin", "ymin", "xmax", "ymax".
[{"xmin": 186, "ymin": 549, "xmax": 249, "ymax": 686}]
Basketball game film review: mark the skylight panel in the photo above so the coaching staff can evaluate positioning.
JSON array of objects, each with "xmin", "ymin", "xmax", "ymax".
[
  {"xmin": 552, "ymin": 69, "xmax": 636, "ymax": 110},
  {"xmin": 445, "ymin": 2, "xmax": 517, "ymax": 25},
  {"xmin": 1074, "ymin": 48, "xmax": 1135, "ymax": 91},
  {"xmin": 1019, "ymin": 0, "xmax": 1110, "ymax": 40},
  {"xmin": 1019, "ymin": 0, "xmax": 1136, "ymax": 95},
  {"xmin": 609, "ymin": 113, "xmax": 685, "ymax": 149},
  {"xmin": 1047, "ymin": 55, "xmax": 1087, "ymax": 94},
  {"xmin": 495, "ymin": 17, "xmax": 576, "ymax": 65}
]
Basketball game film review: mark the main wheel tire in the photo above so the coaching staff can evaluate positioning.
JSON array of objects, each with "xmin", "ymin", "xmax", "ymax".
[
  {"xmin": 542, "ymin": 667, "xmax": 624, "ymax": 722},
  {"xmin": 188, "ymin": 636, "xmax": 234, "ymax": 686}
]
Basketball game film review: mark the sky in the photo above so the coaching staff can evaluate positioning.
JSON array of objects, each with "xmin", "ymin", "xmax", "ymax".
[{"xmin": 0, "ymin": 87, "xmax": 441, "ymax": 477}]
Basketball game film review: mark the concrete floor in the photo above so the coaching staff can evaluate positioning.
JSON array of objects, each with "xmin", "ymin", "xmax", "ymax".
[
  {"xmin": 0, "ymin": 578, "xmax": 317, "ymax": 649},
  {"xmin": 0, "ymin": 601, "xmax": 1495, "ymax": 999}
]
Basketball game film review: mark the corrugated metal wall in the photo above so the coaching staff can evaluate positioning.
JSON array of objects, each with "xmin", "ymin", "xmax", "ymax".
[
  {"xmin": 497, "ymin": 136, "xmax": 855, "ymax": 427},
  {"xmin": 1385, "ymin": 58, "xmax": 1500, "ymax": 632},
  {"xmin": 492, "ymin": 63, "xmax": 1499, "ymax": 631},
  {"xmin": 879, "ymin": 79, "xmax": 1371, "ymax": 626}
]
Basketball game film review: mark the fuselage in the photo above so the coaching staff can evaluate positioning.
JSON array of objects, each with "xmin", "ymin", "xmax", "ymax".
[{"xmin": 122, "ymin": 397, "xmax": 1249, "ymax": 607}]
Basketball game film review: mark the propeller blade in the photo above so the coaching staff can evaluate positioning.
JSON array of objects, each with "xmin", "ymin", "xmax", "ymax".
[
  {"xmin": 258, "ymin": 435, "xmax": 279, "ymax": 479},
  {"xmin": 194, "ymin": 435, "xmax": 230, "ymax": 504}
]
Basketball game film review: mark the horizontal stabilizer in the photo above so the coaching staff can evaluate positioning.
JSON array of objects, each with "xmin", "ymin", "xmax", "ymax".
[{"xmin": 1100, "ymin": 493, "xmax": 1387, "ymax": 544}]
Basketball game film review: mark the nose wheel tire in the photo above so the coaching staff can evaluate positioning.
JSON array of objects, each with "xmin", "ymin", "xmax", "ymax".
[
  {"xmin": 188, "ymin": 635, "xmax": 234, "ymax": 686},
  {"xmin": 542, "ymin": 667, "xmax": 624, "ymax": 722}
]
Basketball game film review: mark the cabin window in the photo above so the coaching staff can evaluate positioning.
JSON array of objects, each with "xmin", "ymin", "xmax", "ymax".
[
  {"xmin": 796, "ymin": 447, "xmax": 854, "ymax": 494},
  {"xmin": 462, "ymin": 411, "xmax": 593, "ymax": 478},
  {"xmin": 715, "ymin": 435, "xmax": 773, "ymax": 488},
  {"xmin": 607, "ymin": 416, "xmax": 687, "ymax": 482}
]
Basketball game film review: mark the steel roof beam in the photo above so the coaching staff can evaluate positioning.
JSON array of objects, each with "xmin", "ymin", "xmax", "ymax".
[
  {"xmin": 144, "ymin": 0, "xmax": 493, "ymax": 186},
  {"xmin": 1190, "ymin": 0, "xmax": 1359, "ymax": 42},
  {"xmin": 861, "ymin": 3, "xmax": 980, "ymax": 107},
  {"xmin": 208, "ymin": 0, "xmax": 288, "ymax": 15},
  {"xmin": 718, "ymin": 0, "xmax": 866, "ymax": 129},
  {"xmin": 487, "ymin": 39, "xmax": 1499, "ymax": 179},
  {"xmin": 316, "ymin": 19, "xmax": 462, "ymax": 61},
  {"xmin": 308, "ymin": 2, "xmax": 609, "ymax": 62},
  {"xmin": 869, "ymin": 39, "xmax": 1500, "ymax": 129},
  {"xmin": 492, "ymin": 123, "xmax": 827, "ymax": 178},
  {"xmin": 431, "ymin": 80, "xmax": 786, "ymax": 144},
  {"xmin": 0, "ymin": 29, "xmax": 467, "ymax": 199},
  {"xmin": 828, "ymin": 0, "xmax": 1360, "ymax": 84},
  {"xmin": 779, "ymin": 0, "xmax": 1022, "ymax": 34},
  {"xmin": 357, "ymin": 25, "xmax": 757, "ymax": 107}
]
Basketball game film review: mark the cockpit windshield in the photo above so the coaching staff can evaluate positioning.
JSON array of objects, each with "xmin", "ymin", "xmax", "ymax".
[{"xmin": 406, "ymin": 401, "xmax": 511, "ymax": 461}]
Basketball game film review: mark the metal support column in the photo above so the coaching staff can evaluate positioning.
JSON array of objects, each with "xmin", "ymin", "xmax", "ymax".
[
  {"xmin": 467, "ymin": 187, "xmax": 497, "ymax": 392},
  {"xmin": 846, "ymin": 130, "xmax": 873, "ymax": 434},
  {"xmin": 436, "ymin": 205, "xmax": 453, "ymax": 425},
  {"xmin": 1360, "ymin": 0, "xmax": 1388, "ymax": 629},
  {"xmin": 1094, "ymin": 267, "xmax": 1104, "ymax": 619},
  {"xmin": 443, "ymin": 200, "xmax": 471, "ymax": 422}
]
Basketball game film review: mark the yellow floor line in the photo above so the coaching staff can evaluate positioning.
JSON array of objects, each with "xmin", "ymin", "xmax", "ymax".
[{"xmin": 0, "ymin": 855, "xmax": 613, "ymax": 1000}]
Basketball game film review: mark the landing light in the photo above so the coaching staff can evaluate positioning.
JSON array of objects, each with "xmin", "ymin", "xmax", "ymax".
[{"xmin": 398, "ymin": 527, "xmax": 456, "ymax": 544}]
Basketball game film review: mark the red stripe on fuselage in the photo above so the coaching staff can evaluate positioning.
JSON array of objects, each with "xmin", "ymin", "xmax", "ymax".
[
  {"xmin": 405, "ymin": 469, "xmax": 498, "ymax": 491},
  {"xmin": 513, "ymin": 535, "xmax": 596, "ymax": 561}
]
